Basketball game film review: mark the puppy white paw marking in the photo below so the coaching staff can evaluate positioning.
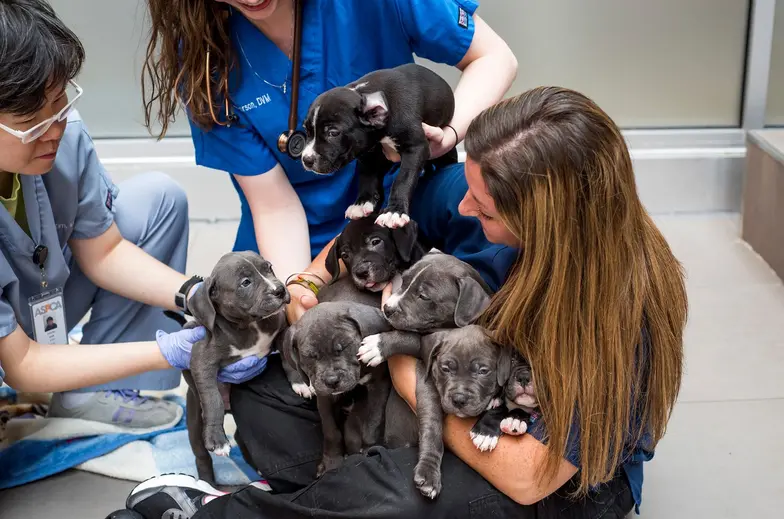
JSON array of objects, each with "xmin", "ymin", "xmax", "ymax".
[
  {"xmin": 292, "ymin": 382, "xmax": 315, "ymax": 399},
  {"xmin": 358, "ymin": 335, "xmax": 385, "ymax": 366},
  {"xmin": 345, "ymin": 203, "xmax": 373, "ymax": 219},
  {"xmin": 470, "ymin": 431, "xmax": 500, "ymax": 452},
  {"xmin": 375, "ymin": 212, "xmax": 410, "ymax": 228},
  {"xmin": 486, "ymin": 397, "xmax": 502, "ymax": 410},
  {"xmin": 500, "ymin": 417, "xmax": 527, "ymax": 436},
  {"xmin": 214, "ymin": 443, "xmax": 231, "ymax": 457}
]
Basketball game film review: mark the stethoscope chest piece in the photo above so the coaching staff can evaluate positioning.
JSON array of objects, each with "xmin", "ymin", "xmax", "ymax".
[{"xmin": 278, "ymin": 130, "xmax": 307, "ymax": 159}]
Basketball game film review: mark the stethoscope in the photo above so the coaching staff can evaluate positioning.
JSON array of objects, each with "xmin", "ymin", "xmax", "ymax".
[{"xmin": 206, "ymin": 0, "xmax": 306, "ymax": 160}]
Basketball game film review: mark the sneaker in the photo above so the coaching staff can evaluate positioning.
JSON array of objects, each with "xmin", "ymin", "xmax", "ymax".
[
  {"xmin": 47, "ymin": 390, "xmax": 183, "ymax": 428},
  {"xmin": 125, "ymin": 474, "xmax": 226, "ymax": 519}
]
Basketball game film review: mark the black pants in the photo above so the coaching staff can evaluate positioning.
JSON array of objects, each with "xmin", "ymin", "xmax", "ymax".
[{"xmin": 197, "ymin": 355, "xmax": 634, "ymax": 519}]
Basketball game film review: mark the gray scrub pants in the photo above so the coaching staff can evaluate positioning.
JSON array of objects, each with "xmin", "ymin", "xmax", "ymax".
[{"xmin": 64, "ymin": 171, "xmax": 188, "ymax": 392}]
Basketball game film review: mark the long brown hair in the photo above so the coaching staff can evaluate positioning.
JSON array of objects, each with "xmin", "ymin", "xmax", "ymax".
[
  {"xmin": 142, "ymin": 0, "xmax": 234, "ymax": 138},
  {"xmin": 465, "ymin": 87, "xmax": 687, "ymax": 496}
]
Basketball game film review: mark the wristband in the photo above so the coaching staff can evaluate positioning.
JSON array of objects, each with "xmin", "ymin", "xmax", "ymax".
[
  {"xmin": 175, "ymin": 275, "xmax": 204, "ymax": 315},
  {"xmin": 445, "ymin": 124, "xmax": 459, "ymax": 144},
  {"xmin": 285, "ymin": 272, "xmax": 325, "ymax": 297}
]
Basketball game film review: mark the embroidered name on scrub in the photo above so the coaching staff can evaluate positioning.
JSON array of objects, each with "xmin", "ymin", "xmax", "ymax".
[{"xmin": 238, "ymin": 93, "xmax": 273, "ymax": 113}]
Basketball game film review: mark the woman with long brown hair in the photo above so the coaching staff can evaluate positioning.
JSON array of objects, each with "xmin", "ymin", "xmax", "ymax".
[{"xmin": 116, "ymin": 87, "xmax": 687, "ymax": 519}]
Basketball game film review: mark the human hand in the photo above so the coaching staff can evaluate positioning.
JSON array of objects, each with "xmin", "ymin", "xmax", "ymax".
[
  {"xmin": 156, "ymin": 327, "xmax": 268, "ymax": 384},
  {"xmin": 381, "ymin": 123, "xmax": 458, "ymax": 163},
  {"xmin": 285, "ymin": 282, "xmax": 319, "ymax": 325}
]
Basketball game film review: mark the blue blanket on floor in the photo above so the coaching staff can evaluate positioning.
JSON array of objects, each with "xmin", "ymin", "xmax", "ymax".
[{"xmin": 0, "ymin": 389, "xmax": 259, "ymax": 490}]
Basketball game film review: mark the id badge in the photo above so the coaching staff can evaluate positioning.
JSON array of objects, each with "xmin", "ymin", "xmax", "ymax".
[{"xmin": 29, "ymin": 288, "xmax": 68, "ymax": 345}]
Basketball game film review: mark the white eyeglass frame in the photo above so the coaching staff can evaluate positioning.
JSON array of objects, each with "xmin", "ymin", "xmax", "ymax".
[{"xmin": 0, "ymin": 80, "xmax": 84, "ymax": 144}]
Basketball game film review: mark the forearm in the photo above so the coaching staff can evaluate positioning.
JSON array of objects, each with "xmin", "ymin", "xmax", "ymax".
[
  {"xmin": 250, "ymin": 201, "xmax": 311, "ymax": 284},
  {"xmin": 1, "ymin": 328, "xmax": 169, "ymax": 393},
  {"xmin": 76, "ymin": 235, "xmax": 188, "ymax": 312},
  {"xmin": 450, "ymin": 16, "xmax": 518, "ymax": 140}
]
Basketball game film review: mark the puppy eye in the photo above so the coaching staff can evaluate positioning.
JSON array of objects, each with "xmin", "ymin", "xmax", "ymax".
[
  {"xmin": 370, "ymin": 237, "xmax": 382, "ymax": 247},
  {"xmin": 477, "ymin": 367, "xmax": 491, "ymax": 376},
  {"xmin": 240, "ymin": 278, "xmax": 252, "ymax": 288},
  {"xmin": 440, "ymin": 364, "xmax": 451, "ymax": 374},
  {"xmin": 418, "ymin": 292, "xmax": 430, "ymax": 301},
  {"xmin": 341, "ymin": 251, "xmax": 350, "ymax": 260},
  {"xmin": 327, "ymin": 128, "xmax": 341, "ymax": 138}
]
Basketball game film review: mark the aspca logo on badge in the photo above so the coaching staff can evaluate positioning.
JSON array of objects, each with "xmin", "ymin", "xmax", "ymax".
[{"xmin": 34, "ymin": 300, "xmax": 62, "ymax": 317}]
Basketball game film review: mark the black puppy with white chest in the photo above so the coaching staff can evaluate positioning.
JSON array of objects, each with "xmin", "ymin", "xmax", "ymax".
[
  {"xmin": 301, "ymin": 63, "xmax": 457, "ymax": 228},
  {"xmin": 183, "ymin": 251, "xmax": 289, "ymax": 484},
  {"xmin": 325, "ymin": 214, "xmax": 425, "ymax": 292}
]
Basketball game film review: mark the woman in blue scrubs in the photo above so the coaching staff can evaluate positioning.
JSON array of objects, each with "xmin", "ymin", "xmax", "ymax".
[{"xmin": 142, "ymin": 0, "xmax": 520, "ymax": 323}]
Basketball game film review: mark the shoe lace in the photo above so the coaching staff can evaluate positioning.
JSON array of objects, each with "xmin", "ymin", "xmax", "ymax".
[{"xmin": 104, "ymin": 389, "xmax": 149, "ymax": 405}]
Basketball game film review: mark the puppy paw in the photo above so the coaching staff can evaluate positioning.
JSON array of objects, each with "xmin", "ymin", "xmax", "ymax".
[
  {"xmin": 500, "ymin": 416, "xmax": 528, "ymax": 436},
  {"xmin": 469, "ymin": 430, "xmax": 500, "ymax": 452},
  {"xmin": 204, "ymin": 428, "xmax": 231, "ymax": 457},
  {"xmin": 316, "ymin": 455, "xmax": 343, "ymax": 478},
  {"xmin": 413, "ymin": 463, "xmax": 442, "ymax": 499},
  {"xmin": 486, "ymin": 397, "xmax": 502, "ymax": 410},
  {"xmin": 292, "ymin": 382, "xmax": 316, "ymax": 399},
  {"xmin": 375, "ymin": 212, "xmax": 410, "ymax": 228},
  {"xmin": 357, "ymin": 335, "xmax": 385, "ymax": 366},
  {"xmin": 345, "ymin": 201, "xmax": 376, "ymax": 219}
]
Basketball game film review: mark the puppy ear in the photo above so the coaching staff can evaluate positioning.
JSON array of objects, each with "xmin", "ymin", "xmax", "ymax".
[
  {"xmin": 422, "ymin": 331, "xmax": 446, "ymax": 379},
  {"xmin": 188, "ymin": 277, "xmax": 217, "ymax": 331},
  {"xmin": 392, "ymin": 219, "xmax": 424, "ymax": 265},
  {"xmin": 358, "ymin": 92, "xmax": 389, "ymax": 128},
  {"xmin": 346, "ymin": 304, "xmax": 392, "ymax": 337},
  {"xmin": 279, "ymin": 326, "xmax": 310, "ymax": 386},
  {"xmin": 454, "ymin": 277, "xmax": 491, "ymax": 327},
  {"xmin": 325, "ymin": 233, "xmax": 342, "ymax": 283},
  {"xmin": 496, "ymin": 345, "xmax": 513, "ymax": 387}
]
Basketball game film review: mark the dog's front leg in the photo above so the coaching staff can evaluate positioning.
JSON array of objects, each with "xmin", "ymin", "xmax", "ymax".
[
  {"xmin": 347, "ymin": 147, "xmax": 391, "ymax": 219},
  {"xmin": 316, "ymin": 395, "xmax": 345, "ymax": 477},
  {"xmin": 412, "ymin": 361, "xmax": 444, "ymax": 499},
  {"xmin": 183, "ymin": 370, "xmax": 216, "ymax": 483},
  {"xmin": 376, "ymin": 142, "xmax": 429, "ymax": 228},
  {"xmin": 358, "ymin": 330, "xmax": 423, "ymax": 367},
  {"xmin": 191, "ymin": 344, "xmax": 230, "ymax": 457},
  {"xmin": 469, "ymin": 404, "xmax": 509, "ymax": 453},
  {"xmin": 360, "ymin": 368, "xmax": 392, "ymax": 450}
]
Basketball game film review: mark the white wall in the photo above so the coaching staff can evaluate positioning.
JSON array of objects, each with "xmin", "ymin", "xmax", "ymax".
[{"xmin": 50, "ymin": 0, "xmax": 751, "ymax": 139}]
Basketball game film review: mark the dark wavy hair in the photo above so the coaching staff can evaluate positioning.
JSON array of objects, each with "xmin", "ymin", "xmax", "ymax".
[{"xmin": 0, "ymin": 0, "xmax": 85, "ymax": 115}]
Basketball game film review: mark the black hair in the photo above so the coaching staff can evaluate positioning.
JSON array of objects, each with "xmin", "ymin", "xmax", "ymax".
[{"xmin": 0, "ymin": 0, "xmax": 84, "ymax": 116}]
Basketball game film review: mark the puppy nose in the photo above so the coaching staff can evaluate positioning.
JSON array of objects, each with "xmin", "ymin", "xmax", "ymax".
[
  {"xmin": 324, "ymin": 373, "xmax": 340, "ymax": 388},
  {"xmin": 451, "ymin": 393, "xmax": 468, "ymax": 408},
  {"xmin": 273, "ymin": 284, "xmax": 286, "ymax": 299},
  {"xmin": 382, "ymin": 305, "xmax": 398, "ymax": 317},
  {"xmin": 302, "ymin": 154, "xmax": 315, "ymax": 168},
  {"xmin": 354, "ymin": 267, "xmax": 369, "ymax": 280}
]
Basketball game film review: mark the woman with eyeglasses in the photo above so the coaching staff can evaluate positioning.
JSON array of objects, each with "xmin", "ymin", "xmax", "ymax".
[{"xmin": 0, "ymin": 0, "xmax": 262, "ymax": 428}]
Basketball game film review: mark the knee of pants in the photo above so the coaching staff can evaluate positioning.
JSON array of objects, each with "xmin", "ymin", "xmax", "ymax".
[{"xmin": 115, "ymin": 171, "xmax": 189, "ymax": 247}]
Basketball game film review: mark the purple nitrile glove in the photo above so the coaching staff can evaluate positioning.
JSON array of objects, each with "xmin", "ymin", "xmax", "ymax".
[{"xmin": 156, "ymin": 327, "xmax": 268, "ymax": 384}]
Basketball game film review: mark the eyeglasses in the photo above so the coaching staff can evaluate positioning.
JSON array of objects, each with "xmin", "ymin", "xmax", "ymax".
[{"xmin": 0, "ymin": 80, "xmax": 84, "ymax": 144}]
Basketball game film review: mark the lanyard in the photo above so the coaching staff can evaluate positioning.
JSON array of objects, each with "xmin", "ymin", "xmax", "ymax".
[{"xmin": 33, "ymin": 244, "xmax": 48, "ymax": 288}]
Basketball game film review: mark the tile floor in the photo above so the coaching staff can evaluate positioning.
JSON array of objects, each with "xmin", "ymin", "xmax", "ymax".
[{"xmin": 1, "ymin": 212, "xmax": 782, "ymax": 518}]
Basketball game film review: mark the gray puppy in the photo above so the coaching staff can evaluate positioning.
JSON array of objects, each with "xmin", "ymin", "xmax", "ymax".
[
  {"xmin": 278, "ymin": 282, "xmax": 393, "ymax": 477},
  {"xmin": 469, "ymin": 349, "xmax": 539, "ymax": 452},
  {"xmin": 183, "ymin": 251, "xmax": 289, "ymax": 484},
  {"xmin": 382, "ymin": 251, "xmax": 494, "ymax": 331},
  {"xmin": 364, "ymin": 325, "xmax": 511, "ymax": 499}
]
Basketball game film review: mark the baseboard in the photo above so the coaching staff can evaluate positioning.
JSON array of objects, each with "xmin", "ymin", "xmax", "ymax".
[{"xmin": 92, "ymin": 128, "xmax": 747, "ymax": 221}]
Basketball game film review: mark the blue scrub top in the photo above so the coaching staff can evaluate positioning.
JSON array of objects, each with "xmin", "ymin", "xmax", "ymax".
[
  {"xmin": 188, "ymin": 0, "xmax": 480, "ymax": 260},
  {"xmin": 0, "ymin": 111, "xmax": 118, "ymax": 342}
]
